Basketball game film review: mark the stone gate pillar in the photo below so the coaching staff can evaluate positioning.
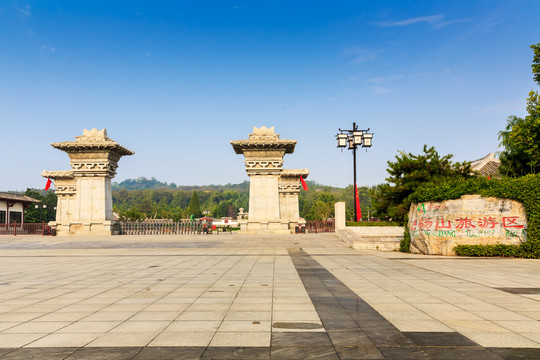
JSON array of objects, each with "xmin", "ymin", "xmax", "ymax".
[
  {"xmin": 231, "ymin": 126, "xmax": 297, "ymax": 234},
  {"xmin": 279, "ymin": 169, "xmax": 309, "ymax": 230},
  {"xmin": 42, "ymin": 128, "xmax": 134, "ymax": 236}
]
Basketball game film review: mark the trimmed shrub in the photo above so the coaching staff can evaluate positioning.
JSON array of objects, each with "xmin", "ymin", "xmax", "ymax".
[{"xmin": 346, "ymin": 221, "xmax": 400, "ymax": 227}]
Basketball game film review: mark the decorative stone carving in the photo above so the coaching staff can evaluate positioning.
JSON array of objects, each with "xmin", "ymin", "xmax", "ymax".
[
  {"xmin": 42, "ymin": 128, "xmax": 134, "ymax": 236},
  {"xmin": 409, "ymin": 195, "xmax": 527, "ymax": 256},
  {"xmin": 231, "ymin": 127, "xmax": 307, "ymax": 234}
]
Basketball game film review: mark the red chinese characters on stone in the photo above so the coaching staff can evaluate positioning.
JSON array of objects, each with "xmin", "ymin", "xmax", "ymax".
[
  {"xmin": 419, "ymin": 219, "xmax": 433, "ymax": 229},
  {"xmin": 411, "ymin": 220, "xmax": 417, "ymax": 231},
  {"xmin": 455, "ymin": 217, "xmax": 476, "ymax": 229},
  {"xmin": 477, "ymin": 217, "xmax": 498, "ymax": 229},
  {"xmin": 435, "ymin": 219, "xmax": 451, "ymax": 229},
  {"xmin": 502, "ymin": 216, "xmax": 525, "ymax": 229}
]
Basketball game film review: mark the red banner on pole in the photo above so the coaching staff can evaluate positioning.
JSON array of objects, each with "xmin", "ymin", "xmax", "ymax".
[
  {"xmin": 300, "ymin": 176, "xmax": 308, "ymax": 191},
  {"xmin": 355, "ymin": 183, "xmax": 362, "ymax": 221},
  {"xmin": 45, "ymin": 178, "xmax": 52, "ymax": 191}
]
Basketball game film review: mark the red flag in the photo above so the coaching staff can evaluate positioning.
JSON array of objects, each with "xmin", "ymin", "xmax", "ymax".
[
  {"xmin": 355, "ymin": 183, "xmax": 362, "ymax": 221},
  {"xmin": 300, "ymin": 176, "xmax": 308, "ymax": 191},
  {"xmin": 487, "ymin": 175, "xmax": 491, "ymax": 180},
  {"xmin": 45, "ymin": 178, "xmax": 52, "ymax": 191}
]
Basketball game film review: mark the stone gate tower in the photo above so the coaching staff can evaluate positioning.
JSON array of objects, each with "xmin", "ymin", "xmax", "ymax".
[
  {"xmin": 231, "ymin": 126, "xmax": 308, "ymax": 234},
  {"xmin": 42, "ymin": 128, "xmax": 134, "ymax": 236}
]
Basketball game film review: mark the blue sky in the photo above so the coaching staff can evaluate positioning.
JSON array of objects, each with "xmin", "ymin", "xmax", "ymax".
[{"xmin": 1, "ymin": 0, "xmax": 539, "ymax": 190}]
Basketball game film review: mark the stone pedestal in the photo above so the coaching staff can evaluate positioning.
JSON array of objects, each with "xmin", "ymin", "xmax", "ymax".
[
  {"xmin": 42, "ymin": 129, "xmax": 134, "ymax": 236},
  {"xmin": 231, "ymin": 126, "xmax": 307, "ymax": 234},
  {"xmin": 335, "ymin": 202, "xmax": 346, "ymax": 230}
]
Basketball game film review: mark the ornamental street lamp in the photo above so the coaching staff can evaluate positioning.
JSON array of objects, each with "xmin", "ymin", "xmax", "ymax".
[
  {"xmin": 35, "ymin": 204, "xmax": 47, "ymax": 223},
  {"xmin": 336, "ymin": 122, "xmax": 374, "ymax": 222}
]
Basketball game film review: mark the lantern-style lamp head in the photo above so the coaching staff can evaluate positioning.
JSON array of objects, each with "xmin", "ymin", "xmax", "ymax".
[
  {"xmin": 362, "ymin": 133, "xmax": 373, "ymax": 147},
  {"xmin": 347, "ymin": 136, "xmax": 355, "ymax": 149},
  {"xmin": 352, "ymin": 131, "xmax": 363, "ymax": 146},
  {"xmin": 336, "ymin": 133, "xmax": 348, "ymax": 148}
]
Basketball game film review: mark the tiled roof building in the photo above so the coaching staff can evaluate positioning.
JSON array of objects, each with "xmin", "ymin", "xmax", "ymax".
[
  {"xmin": 0, "ymin": 192, "xmax": 40, "ymax": 223},
  {"xmin": 471, "ymin": 153, "xmax": 501, "ymax": 177}
]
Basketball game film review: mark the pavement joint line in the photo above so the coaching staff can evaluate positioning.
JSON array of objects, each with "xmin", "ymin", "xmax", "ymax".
[
  {"xmin": 289, "ymin": 248, "xmax": 522, "ymax": 359},
  {"xmin": 200, "ymin": 254, "xmax": 261, "ymax": 354},
  {"xmin": 314, "ymin": 253, "xmax": 540, "ymax": 323},
  {"xmin": 1, "ymin": 235, "xmax": 539, "ymax": 359}
]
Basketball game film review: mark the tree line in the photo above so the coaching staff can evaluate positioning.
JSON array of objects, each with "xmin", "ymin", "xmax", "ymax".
[{"xmin": 112, "ymin": 180, "xmax": 374, "ymax": 222}]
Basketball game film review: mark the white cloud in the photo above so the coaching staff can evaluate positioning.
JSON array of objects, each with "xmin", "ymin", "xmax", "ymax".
[
  {"xmin": 40, "ymin": 45, "xmax": 56, "ymax": 53},
  {"xmin": 379, "ymin": 14, "xmax": 444, "ymax": 27},
  {"xmin": 377, "ymin": 14, "xmax": 469, "ymax": 29},
  {"xmin": 369, "ymin": 85, "xmax": 395, "ymax": 95},
  {"xmin": 468, "ymin": 98, "xmax": 527, "ymax": 118},
  {"xmin": 342, "ymin": 47, "xmax": 383, "ymax": 64},
  {"xmin": 366, "ymin": 74, "xmax": 403, "ymax": 83},
  {"xmin": 16, "ymin": 5, "xmax": 31, "ymax": 16}
]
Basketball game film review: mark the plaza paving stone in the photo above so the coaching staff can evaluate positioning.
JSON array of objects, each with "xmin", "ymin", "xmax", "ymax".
[{"xmin": 0, "ymin": 233, "xmax": 538, "ymax": 359}]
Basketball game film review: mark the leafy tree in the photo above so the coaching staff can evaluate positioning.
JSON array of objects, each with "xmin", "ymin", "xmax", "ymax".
[
  {"xmin": 22, "ymin": 189, "xmax": 57, "ymax": 223},
  {"xmin": 532, "ymin": 43, "xmax": 540, "ymax": 86},
  {"xmin": 110, "ymin": 179, "xmax": 372, "ymax": 222},
  {"xmin": 373, "ymin": 145, "xmax": 472, "ymax": 223},
  {"xmin": 186, "ymin": 191, "xmax": 202, "ymax": 217},
  {"xmin": 42, "ymin": 191, "xmax": 57, "ymax": 222},
  {"xmin": 498, "ymin": 43, "xmax": 540, "ymax": 176},
  {"xmin": 23, "ymin": 189, "xmax": 43, "ymax": 223}
]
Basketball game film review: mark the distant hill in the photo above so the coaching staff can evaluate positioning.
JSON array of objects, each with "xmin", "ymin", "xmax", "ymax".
[
  {"xmin": 112, "ymin": 177, "xmax": 251, "ymax": 191},
  {"xmin": 112, "ymin": 177, "xmax": 338, "ymax": 192}
]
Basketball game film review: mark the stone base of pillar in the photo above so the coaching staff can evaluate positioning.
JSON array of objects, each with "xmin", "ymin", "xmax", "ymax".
[
  {"xmin": 50, "ymin": 221, "xmax": 118, "ymax": 236},
  {"xmin": 237, "ymin": 220, "xmax": 292, "ymax": 234}
]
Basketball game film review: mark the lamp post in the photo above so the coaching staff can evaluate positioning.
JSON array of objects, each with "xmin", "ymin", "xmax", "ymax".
[
  {"xmin": 35, "ymin": 204, "xmax": 47, "ymax": 223},
  {"xmin": 336, "ymin": 122, "xmax": 373, "ymax": 222}
]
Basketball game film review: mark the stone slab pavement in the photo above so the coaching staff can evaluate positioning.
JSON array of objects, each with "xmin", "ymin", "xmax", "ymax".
[{"xmin": 0, "ymin": 233, "xmax": 538, "ymax": 359}]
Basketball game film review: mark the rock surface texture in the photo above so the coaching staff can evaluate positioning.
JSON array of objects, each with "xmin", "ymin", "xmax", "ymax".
[{"xmin": 409, "ymin": 195, "xmax": 527, "ymax": 255}]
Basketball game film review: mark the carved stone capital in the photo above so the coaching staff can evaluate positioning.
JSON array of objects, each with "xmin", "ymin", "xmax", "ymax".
[
  {"xmin": 55, "ymin": 185, "xmax": 77, "ymax": 196},
  {"xmin": 278, "ymin": 183, "xmax": 301, "ymax": 194},
  {"xmin": 70, "ymin": 161, "xmax": 118, "ymax": 177}
]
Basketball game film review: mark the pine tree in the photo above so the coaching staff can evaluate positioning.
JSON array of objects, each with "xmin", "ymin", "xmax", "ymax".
[
  {"xmin": 186, "ymin": 191, "xmax": 202, "ymax": 218},
  {"xmin": 373, "ymin": 145, "xmax": 472, "ymax": 222}
]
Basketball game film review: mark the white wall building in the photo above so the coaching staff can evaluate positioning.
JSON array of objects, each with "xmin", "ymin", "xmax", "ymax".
[{"xmin": 0, "ymin": 193, "xmax": 40, "ymax": 223}]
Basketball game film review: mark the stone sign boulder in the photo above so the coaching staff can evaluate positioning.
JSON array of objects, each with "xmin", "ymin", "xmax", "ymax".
[{"xmin": 409, "ymin": 195, "xmax": 527, "ymax": 256}]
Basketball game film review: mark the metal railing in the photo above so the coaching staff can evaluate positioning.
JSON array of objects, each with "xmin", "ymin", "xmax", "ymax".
[
  {"xmin": 119, "ymin": 221, "xmax": 206, "ymax": 235},
  {"xmin": 305, "ymin": 221, "xmax": 335, "ymax": 233},
  {"xmin": 0, "ymin": 223, "xmax": 48, "ymax": 235}
]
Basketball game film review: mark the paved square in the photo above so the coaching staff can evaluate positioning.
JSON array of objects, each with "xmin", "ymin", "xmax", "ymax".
[{"xmin": 0, "ymin": 233, "xmax": 538, "ymax": 359}]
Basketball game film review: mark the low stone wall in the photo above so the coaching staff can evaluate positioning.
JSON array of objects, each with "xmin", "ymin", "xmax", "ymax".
[
  {"xmin": 409, "ymin": 195, "xmax": 527, "ymax": 256},
  {"xmin": 334, "ymin": 202, "xmax": 403, "ymax": 251},
  {"xmin": 337, "ymin": 226, "xmax": 403, "ymax": 251}
]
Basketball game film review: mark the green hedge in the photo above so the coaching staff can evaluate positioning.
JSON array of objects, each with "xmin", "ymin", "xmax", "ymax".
[
  {"xmin": 400, "ymin": 224, "xmax": 411, "ymax": 252},
  {"xmin": 346, "ymin": 221, "xmax": 401, "ymax": 227},
  {"xmin": 410, "ymin": 174, "xmax": 540, "ymax": 258},
  {"xmin": 454, "ymin": 244, "xmax": 520, "ymax": 257}
]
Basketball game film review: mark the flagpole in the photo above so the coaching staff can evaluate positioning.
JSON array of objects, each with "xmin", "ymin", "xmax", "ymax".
[{"xmin": 352, "ymin": 122, "xmax": 357, "ymax": 222}]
